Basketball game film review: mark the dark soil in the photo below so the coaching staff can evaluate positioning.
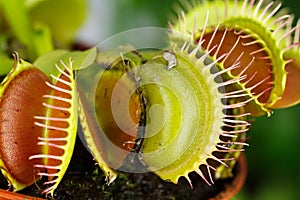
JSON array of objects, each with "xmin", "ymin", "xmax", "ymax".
[{"xmin": 0, "ymin": 138, "xmax": 234, "ymax": 200}]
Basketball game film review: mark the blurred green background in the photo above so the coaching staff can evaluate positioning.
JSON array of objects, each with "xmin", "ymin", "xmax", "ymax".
[{"xmin": 77, "ymin": 0, "xmax": 300, "ymax": 199}]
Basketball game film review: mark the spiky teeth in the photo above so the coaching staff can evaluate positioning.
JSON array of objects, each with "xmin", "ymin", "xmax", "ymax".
[
  {"xmin": 215, "ymin": 98, "xmax": 249, "ymax": 179},
  {"xmin": 138, "ymin": 40, "xmax": 249, "ymax": 186},
  {"xmin": 29, "ymin": 60, "xmax": 78, "ymax": 196},
  {"xmin": 171, "ymin": 0, "xmax": 300, "ymax": 115}
]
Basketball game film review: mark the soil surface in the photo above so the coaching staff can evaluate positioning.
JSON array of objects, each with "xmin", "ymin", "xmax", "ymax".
[{"xmin": 0, "ymin": 138, "xmax": 234, "ymax": 200}]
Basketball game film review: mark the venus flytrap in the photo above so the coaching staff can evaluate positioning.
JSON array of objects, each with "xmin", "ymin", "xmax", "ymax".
[
  {"xmin": 0, "ymin": 44, "xmax": 248, "ymax": 197},
  {"xmin": 0, "ymin": 55, "xmax": 78, "ymax": 196},
  {"xmin": 168, "ymin": 2, "xmax": 300, "ymax": 192},
  {"xmin": 76, "ymin": 48, "xmax": 147, "ymax": 179},
  {"xmin": 138, "ymin": 41, "xmax": 249, "ymax": 185},
  {"xmin": 167, "ymin": 0, "xmax": 300, "ymax": 185},
  {"xmin": 0, "ymin": 54, "xmax": 51, "ymax": 191},
  {"xmin": 0, "ymin": 49, "xmax": 96, "ymax": 196},
  {"xmin": 170, "ymin": 0, "xmax": 300, "ymax": 116},
  {"xmin": 73, "ymin": 39, "xmax": 250, "ymax": 189},
  {"xmin": 0, "ymin": 0, "xmax": 299, "ymax": 199}
]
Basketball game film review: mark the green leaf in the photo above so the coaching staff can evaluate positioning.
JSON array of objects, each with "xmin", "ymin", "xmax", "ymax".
[
  {"xmin": 32, "ymin": 23, "xmax": 54, "ymax": 56},
  {"xmin": 0, "ymin": 0, "xmax": 53, "ymax": 60},
  {"xmin": 0, "ymin": 53, "xmax": 14, "ymax": 76},
  {"xmin": 33, "ymin": 49, "xmax": 69, "ymax": 76},
  {"xmin": 61, "ymin": 47, "xmax": 97, "ymax": 71},
  {"xmin": 34, "ymin": 48, "xmax": 97, "ymax": 79},
  {"xmin": 0, "ymin": 0, "xmax": 32, "ymax": 47},
  {"xmin": 26, "ymin": 0, "xmax": 87, "ymax": 45}
]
